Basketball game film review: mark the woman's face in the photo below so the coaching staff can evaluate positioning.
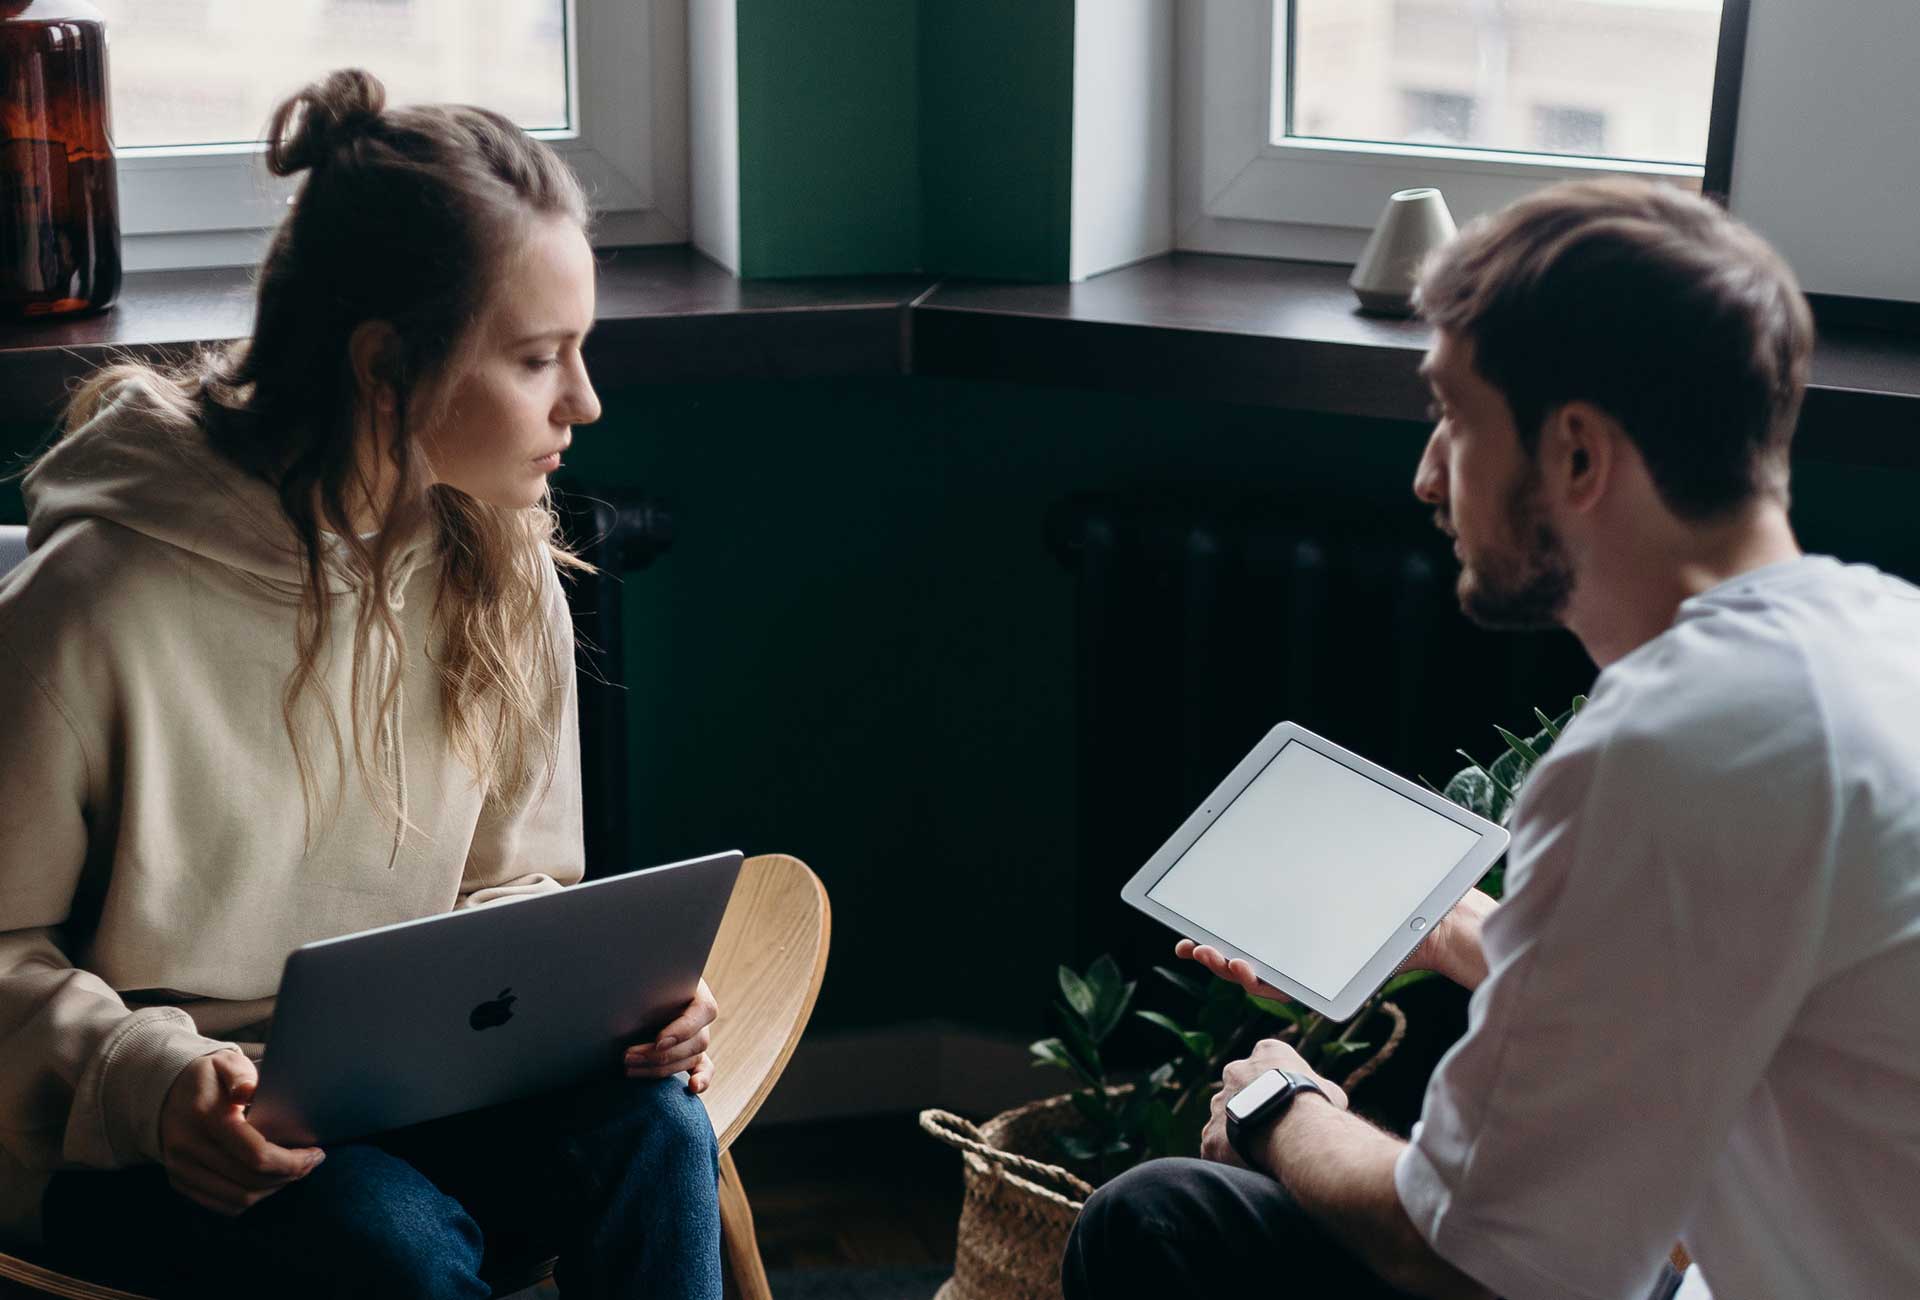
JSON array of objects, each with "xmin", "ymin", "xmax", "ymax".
[{"xmin": 417, "ymin": 215, "xmax": 602, "ymax": 509}]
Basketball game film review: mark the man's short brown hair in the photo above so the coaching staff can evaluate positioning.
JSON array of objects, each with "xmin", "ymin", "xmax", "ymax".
[{"xmin": 1416, "ymin": 178, "xmax": 1813, "ymax": 520}]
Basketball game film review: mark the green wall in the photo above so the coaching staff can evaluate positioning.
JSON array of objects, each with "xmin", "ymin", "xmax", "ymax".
[
  {"xmin": 733, "ymin": 0, "xmax": 1076, "ymax": 280},
  {"xmin": 7, "ymin": 384, "xmax": 1918, "ymax": 1040},
  {"xmin": 548, "ymin": 379, "xmax": 1920, "ymax": 1036},
  {"xmin": 736, "ymin": 1, "xmax": 922, "ymax": 277},
  {"xmin": 918, "ymin": 0, "xmax": 1075, "ymax": 281}
]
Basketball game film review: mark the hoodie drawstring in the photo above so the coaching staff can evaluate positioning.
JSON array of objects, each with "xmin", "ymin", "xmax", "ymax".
[{"xmin": 379, "ymin": 564, "xmax": 415, "ymax": 870}]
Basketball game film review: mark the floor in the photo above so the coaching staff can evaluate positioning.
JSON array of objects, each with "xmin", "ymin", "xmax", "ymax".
[
  {"xmin": 731, "ymin": 1113, "xmax": 964, "ymax": 1273},
  {"xmin": 505, "ymin": 1112, "xmax": 963, "ymax": 1299}
]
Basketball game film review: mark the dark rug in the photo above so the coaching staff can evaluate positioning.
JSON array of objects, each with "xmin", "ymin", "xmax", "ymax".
[{"xmin": 769, "ymin": 1266, "xmax": 951, "ymax": 1300}]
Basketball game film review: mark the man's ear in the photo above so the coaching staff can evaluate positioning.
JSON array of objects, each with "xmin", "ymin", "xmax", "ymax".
[
  {"xmin": 1543, "ymin": 401, "xmax": 1615, "ymax": 515},
  {"xmin": 346, "ymin": 321, "xmax": 404, "ymax": 412}
]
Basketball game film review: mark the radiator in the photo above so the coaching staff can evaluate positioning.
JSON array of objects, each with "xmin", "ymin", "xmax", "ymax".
[
  {"xmin": 1046, "ymin": 490, "xmax": 1594, "ymax": 970},
  {"xmin": 556, "ymin": 488, "xmax": 674, "ymax": 880}
]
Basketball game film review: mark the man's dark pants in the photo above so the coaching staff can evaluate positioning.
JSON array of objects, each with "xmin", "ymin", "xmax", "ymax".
[{"xmin": 1063, "ymin": 1156, "xmax": 1417, "ymax": 1299}]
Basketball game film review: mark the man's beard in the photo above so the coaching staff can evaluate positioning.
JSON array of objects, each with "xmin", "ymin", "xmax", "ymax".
[{"xmin": 1455, "ymin": 470, "xmax": 1575, "ymax": 630}]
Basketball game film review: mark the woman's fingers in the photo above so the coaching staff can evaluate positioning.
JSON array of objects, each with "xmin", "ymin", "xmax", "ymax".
[
  {"xmin": 685, "ymin": 1053, "xmax": 714, "ymax": 1094},
  {"xmin": 204, "ymin": 1110, "xmax": 322, "ymax": 1187},
  {"xmin": 625, "ymin": 1025, "xmax": 711, "ymax": 1076},
  {"xmin": 648, "ymin": 980, "xmax": 720, "ymax": 1055},
  {"xmin": 166, "ymin": 1148, "xmax": 287, "ymax": 1217}
]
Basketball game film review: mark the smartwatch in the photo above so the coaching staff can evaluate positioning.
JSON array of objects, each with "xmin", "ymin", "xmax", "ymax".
[{"xmin": 1225, "ymin": 1068, "xmax": 1326, "ymax": 1165}]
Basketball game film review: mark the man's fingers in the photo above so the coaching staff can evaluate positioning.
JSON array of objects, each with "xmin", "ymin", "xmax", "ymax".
[{"xmin": 1174, "ymin": 938, "xmax": 1198, "ymax": 959}]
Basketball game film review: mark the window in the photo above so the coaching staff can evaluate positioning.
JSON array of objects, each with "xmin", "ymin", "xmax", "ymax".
[
  {"xmin": 103, "ymin": 0, "xmax": 686, "ymax": 271},
  {"xmin": 1533, "ymin": 106, "xmax": 1608, "ymax": 158},
  {"xmin": 1401, "ymin": 91, "xmax": 1478, "ymax": 148},
  {"xmin": 1179, "ymin": 0, "xmax": 1735, "ymax": 261}
]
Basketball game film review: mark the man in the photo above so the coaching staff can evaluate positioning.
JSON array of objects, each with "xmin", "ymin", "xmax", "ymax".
[{"xmin": 1062, "ymin": 178, "xmax": 1920, "ymax": 1299}]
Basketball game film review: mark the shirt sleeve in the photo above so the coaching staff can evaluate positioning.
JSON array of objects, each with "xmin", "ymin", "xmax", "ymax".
[
  {"xmin": 1394, "ymin": 677, "xmax": 1838, "ymax": 1300},
  {"xmin": 457, "ymin": 561, "xmax": 586, "ymax": 907},
  {"xmin": 0, "ymin": 626, "xmax": 231, "ymax": 1177}
]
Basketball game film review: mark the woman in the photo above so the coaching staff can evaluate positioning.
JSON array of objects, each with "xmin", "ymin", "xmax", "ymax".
[{"xmin": 0, "ymin": 69, "xmax": 722, "ymax": 1298}]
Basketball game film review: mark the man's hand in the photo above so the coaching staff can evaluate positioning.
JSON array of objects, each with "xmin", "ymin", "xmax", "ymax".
[
  {"xmin": 625, "ymin": 978, "xmax": 717, "ymax": 1094},
  {"xmin": 159, "ymin": 1049, "xmax": 325, "ymax": 1216},
  {"xmin": 1176, "ymin": 886, "xmax": 1499, "ymax": 997},
  {"xmin": 1201, "ymin": 1038, "xmax": 1346, "ymax": 1170}
]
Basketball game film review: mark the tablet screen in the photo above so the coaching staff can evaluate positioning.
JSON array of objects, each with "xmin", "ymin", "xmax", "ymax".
[{"xmin": 1146, "ymin": 740, "xmax": 1480, "ymax": 999}]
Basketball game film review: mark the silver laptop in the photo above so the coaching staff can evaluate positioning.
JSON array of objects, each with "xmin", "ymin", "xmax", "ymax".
[{"xmin": 247, "ymin": 850, "xmax": 743, "ymax": 1146}]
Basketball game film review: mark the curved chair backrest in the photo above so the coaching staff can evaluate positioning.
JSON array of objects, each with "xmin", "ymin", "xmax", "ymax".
[
  {"xmin": 0, "ymin": 525, "xmax": 27, "ymax": 581},
  {"xmin": 701, "ymin": 852, "xmax": 832, "ymax": 1151}
]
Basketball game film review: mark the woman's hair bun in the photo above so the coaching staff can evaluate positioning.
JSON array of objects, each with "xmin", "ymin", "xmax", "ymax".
[{"xmin": 265, "ymin": 68, "xmax": 388, "ymax": 177}]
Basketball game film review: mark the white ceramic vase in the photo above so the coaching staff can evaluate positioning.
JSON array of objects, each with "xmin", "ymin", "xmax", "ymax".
[{"xmin": 1349, "ymin": 187, "xmax": 1458, "ymax": 317}]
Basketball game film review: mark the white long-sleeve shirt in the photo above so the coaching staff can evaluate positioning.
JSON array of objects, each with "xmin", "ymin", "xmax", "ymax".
[{"xmin": 1396, "ymin": 556, "xmax": 1920, "ymax": 1300}]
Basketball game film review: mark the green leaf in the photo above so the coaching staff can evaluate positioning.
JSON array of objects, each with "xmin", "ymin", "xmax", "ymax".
[
  {"xmin": 1087, "ymin": 954, "xmax": 1124, "ymax": 1003},
  {"xmin": 1532, "ymin": 708, "xmax": 1562, "ymax": 741},
  {"xmin": 1030, "ymin": 1037, "xmax": 1078, "ymax": 1073},
  {"xmin": 1571, "ymin": 694, "xmax": 1587, "ymax": 713},
  {"xmin": 1198, "ymin": 975, "xmax": 1247, "ymax": 1040},
  {"xmin": 1071, "ymin": 1088, "xmax": 1117, "ymax": 1137},
  {"xmin": 1135, "ymin": 1010, "xmax": 1214, "ymax": 1060},
  {"xmin": 1317, "ymin": 1039, "xmax": 1373, "ymax": 1061},
  {"xmin": 1139, "ymin": 1098, "xmax": 1176, "ymax": 1157},
  {"xmin": 1083, "ymin": 981, "xmax": 1134, "ymax": 1044},
  {"xmin": 1487, "ymin": 742, "xmax": 1529, "ymax": 793},
  {"xmin": 1443, "ymin": 767, "xmax": 1498, "ymax": 819},
  {"xmin": 1154, "ymin": 964, "xmax": 1208, "ymax": 1002},
  {"xmin": 1247, "ymin": 992, "xmax": 1304, "ymax": 1024},
  {"xmin": 1455, "ymin": 751, "xmax": 1516, "ymax": 802},
  {"xmin": 1493, "ymin": 725, "xmax": 1542, "ymax": 767},
  {"xmin": 1054, "ymin": 1130, "xmax": 1101, "ymax": 1163},
  {"xmin": 1057, "ymin": 966, "xmax": 1096, "ymax": 1020},
  {"xmin": 1054, "ymin": 1015, "xmax": 1106, "ymax": 1084},
  {"xmin": 1380, "ymin": 968, "xmax": 1438, "ymax": 997}
]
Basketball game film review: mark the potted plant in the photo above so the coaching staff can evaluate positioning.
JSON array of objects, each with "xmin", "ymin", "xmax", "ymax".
[{"xmin": 922, "ymin": 698, "xmax": 1583, "ymax": 1300}]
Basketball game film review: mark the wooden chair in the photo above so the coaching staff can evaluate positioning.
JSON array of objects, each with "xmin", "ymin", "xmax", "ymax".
[{"xmin": 0, "ymin": 852, "xmax": 831, "ymax": 1300}]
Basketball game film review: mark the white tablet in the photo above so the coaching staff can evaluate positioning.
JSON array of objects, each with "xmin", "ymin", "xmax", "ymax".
[{"xmin": 1120, "ymin": 722, "xmax": 1509, "ymax": 1021}]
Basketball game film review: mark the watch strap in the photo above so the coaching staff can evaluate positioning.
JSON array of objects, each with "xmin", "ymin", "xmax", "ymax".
[{"xmin": 1226, "ymin": 1068, "xmax": 1324, "ymax": 1165}]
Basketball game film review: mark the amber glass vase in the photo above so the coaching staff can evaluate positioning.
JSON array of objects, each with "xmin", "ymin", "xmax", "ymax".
[{"xmin": 1, "ymin": 0, "xmax": 120, "ymax": 319}]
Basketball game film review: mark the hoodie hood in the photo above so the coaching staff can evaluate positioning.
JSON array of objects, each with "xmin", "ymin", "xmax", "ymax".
[
  {"xmin": 23, "ymin": 372, "xmax": 435, "ymax": 591},
  {"xmin": 24, "ymin": 371, "xmax": 438, "ymax": 868}
]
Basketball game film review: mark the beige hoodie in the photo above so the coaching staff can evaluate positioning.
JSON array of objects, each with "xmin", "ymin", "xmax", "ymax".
[{"xmin": 0, "ymin": 376, "xmax": 583, "ymax": 1241}]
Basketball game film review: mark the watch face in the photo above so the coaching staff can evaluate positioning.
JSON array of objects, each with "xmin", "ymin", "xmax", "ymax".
[{"xmin": 1226, "ymin": 1068, "xmax": 1293, "ymax": 1123}]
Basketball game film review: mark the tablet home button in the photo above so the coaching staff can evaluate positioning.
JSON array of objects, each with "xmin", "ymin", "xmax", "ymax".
[{"xmin": 1409, "ymin": 917, "xmax": 1429, "ymax": 932}]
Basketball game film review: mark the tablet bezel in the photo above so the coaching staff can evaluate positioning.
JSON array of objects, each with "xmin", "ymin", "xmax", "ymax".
[{"xmin": 1119, "ymin": 721, "xmax": 1510, "ymax": 1022}]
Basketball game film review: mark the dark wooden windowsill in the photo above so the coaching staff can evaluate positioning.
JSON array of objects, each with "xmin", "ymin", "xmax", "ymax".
[{"xmin": 5, "ymin": 246, "xmax": 1917, "ymax": 467}]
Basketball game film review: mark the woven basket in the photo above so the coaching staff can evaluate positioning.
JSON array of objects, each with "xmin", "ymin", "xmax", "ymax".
[{"xmin": 921, "ymin": 1001, "xmax": 1407, "ymax": 1300}]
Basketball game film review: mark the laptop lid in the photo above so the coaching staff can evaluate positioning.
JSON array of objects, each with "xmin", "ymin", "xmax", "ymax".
[{"xmin": 248, "ymin": 850, "xmax": 743, "ymax": 1145}]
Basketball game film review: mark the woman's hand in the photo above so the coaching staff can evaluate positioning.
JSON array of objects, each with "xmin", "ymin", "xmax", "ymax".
[
  {"xmin": 158, "ymin": 1049, "xmax": 325, "ymax": 1216},
  {"xmin": 625, "ymin": 978, "xmax": 718, "ymax": 1094}
]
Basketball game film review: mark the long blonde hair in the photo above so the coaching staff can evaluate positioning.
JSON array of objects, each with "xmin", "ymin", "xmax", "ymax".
[{"xmin": 58, "ymin": 68, "xmax": 593, "ymax": 832}]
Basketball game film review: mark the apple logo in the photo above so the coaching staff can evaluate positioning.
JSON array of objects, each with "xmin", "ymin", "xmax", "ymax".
[{"xmin": 469, "ymin": 987, "xmax": 517, "ymax": 1031}]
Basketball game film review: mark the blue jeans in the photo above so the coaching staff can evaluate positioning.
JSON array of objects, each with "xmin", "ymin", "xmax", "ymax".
[{"xmin": 41, "ymin": 1074, "xmax": 722, "ymax": 1300}]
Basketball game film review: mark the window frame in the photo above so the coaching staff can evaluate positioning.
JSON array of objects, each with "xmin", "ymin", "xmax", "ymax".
[
  {"xmin": 114, "ymin": 0, "xmax": 687, "ymax": 271},
  {"xmin": 1177, "ymin": 0, "xmax": 1747, "ymax": 261}
]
